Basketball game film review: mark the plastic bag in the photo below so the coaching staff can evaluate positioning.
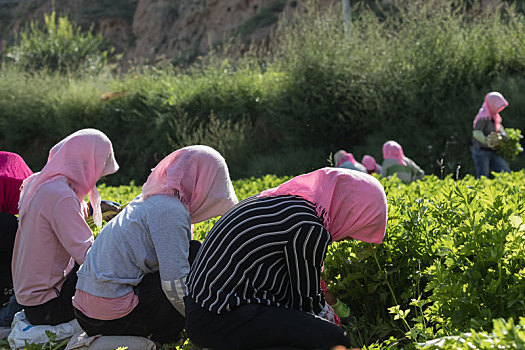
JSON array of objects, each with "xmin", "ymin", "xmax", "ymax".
[
  {"xmin": 7, "ymin": 310, "xmax": 82, "ymax": 349},
  {"xmin": 65, "ymin": 331, "xmax": 156, "ymax": 350}
]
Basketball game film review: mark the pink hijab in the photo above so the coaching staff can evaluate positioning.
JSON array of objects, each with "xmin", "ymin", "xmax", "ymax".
[
  {"xmin": 0, "ymin": 152, "xmax": 33, "ymax": 215},
  {"xmin": 473, "ymin": 92, "xmax": 508, "ymax": 132},
  {"xmin": 141, "ymin": 145, "xmax": 238, "ymax": 224},
  {"xmin": 362, "ymin": 155, "xmax": 380, "ymax": 174},
  {"xmin": 259, "ymin": 167, "xmax": 388, "ymax": 243},
  {"xmin": 18, "ymin": 129, "xmax": 118, "ymax": 227},
  {"xmin": 382, "ymin": 141, "xmax": 407, "ymax": 166},
  {"xmin": 334, "ymin": 150, "xmax": 357, "ymax": 167}
]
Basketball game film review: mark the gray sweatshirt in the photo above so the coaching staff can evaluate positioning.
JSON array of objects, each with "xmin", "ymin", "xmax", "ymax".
[{"xmin": 76, "ymin": 194, "xmax": 191, "ymax": 315}]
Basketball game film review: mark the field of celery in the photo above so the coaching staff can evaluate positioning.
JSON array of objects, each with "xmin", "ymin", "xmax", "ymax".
[
  {"xmin": 93, "ymin": 172, "xmax": 525, "ymax": 349},
  {"xmin": 2, "ymin": 172, "xmax": 525, "ymax": 350}
]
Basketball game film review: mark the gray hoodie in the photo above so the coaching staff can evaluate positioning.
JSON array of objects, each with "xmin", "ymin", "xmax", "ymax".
[{"xmin": 76, "ymin": 194, "xmax": 191, "ymax": 316}]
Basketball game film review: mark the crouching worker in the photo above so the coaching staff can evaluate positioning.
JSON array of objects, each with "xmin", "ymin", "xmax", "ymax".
[
  {"xmin": 73, "ymin": 145, "xmax": 238, "ymax": 345},
  {"xmin": 0, "ymin": 152, "xmax": 33, "ymax": 326},
  {"xmin": 185, "ymin": 168, "xmax": 388, "ymax": 350},
  {"xmin": 12, "ymin": 129, "xmax": 119, "ymax": 326}
]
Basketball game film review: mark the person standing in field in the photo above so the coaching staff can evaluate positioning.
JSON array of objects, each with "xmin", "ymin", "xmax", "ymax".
[
  {"xmin": 361, "ymin": 155, "xmax": 382, "ymax": 175},
  {"xmin": 333, "ymin": 150, "xmax": 367, "ymax": 173},
  {"xmin": 73, "ymin": 145, "xmax": 238, "ymax": 345},
  {"xmin": 185, "ymin": 168, "xmax": 388, "ymax": 350},
  {"xmin": 0, "ymin": 152, "xmax": 33, "ymax": 327},
  {"xmin": 11, "ymin": 129, "xmax": 119, "ymax": 326},
  {"xmin": 471, "ymin": 92, "xmax": 511, "ymax": 179},
  {"xmin": 381, "ymin": 141, "xmax": 424, "ymax": 184}
]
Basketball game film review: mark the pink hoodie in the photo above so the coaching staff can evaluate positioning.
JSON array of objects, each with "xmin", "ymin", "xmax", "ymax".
[
  {"xmin": 382, "ymin": 141, "xmax": 407, "ymax": 166},
  {"xmin": 473, "ymin": 92, "xmax": 508, "ymax": 132},
  {"xmin": 141, "ymin": 145, "xmax": 238, "ymax": 223},
  {"xmin": 0, "ymin": 152, "xmax": 33, "ymax": 215},
  {"xmin": 259, "ymin": 167, "xmax": 388, "ymax": 243}
]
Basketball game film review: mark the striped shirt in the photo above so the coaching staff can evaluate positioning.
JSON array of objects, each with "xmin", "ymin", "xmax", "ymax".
[{"xmin": 187, "ymin": 195, "xmax": 331, "ymax": 315}]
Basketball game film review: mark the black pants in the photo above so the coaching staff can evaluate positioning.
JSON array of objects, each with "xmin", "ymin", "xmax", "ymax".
[
  {"xmin": 75, "ymin": 272, "xmax": 184, "ymax": 344},
  {"xmin": 23, "ymin": 263, "xmax": 80, "ymax": 326},
  {"xmin": 74, "ymin": 240, "xmax": 202, "ymax": 344},
  {"xmin": 0, "ymin": 212, "xmax": 18, "ymax": 305},
  {"xmin": 185, "ymin": 296, "xmax": 351, "ymax": 350}
]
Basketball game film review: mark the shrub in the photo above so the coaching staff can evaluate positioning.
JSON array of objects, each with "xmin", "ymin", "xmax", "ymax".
[
  {"xmin": 497, "ymin": 127, "xmax": 524, "ymax": 162},
  {"xmin": 4, "ymin": 11, "xmax": 111, "ymax": 74}
]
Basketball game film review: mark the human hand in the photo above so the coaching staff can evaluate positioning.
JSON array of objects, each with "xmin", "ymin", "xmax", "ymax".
[{"xmin": 81, "ymin": 200, "xmax": 91, "ymax": 220}]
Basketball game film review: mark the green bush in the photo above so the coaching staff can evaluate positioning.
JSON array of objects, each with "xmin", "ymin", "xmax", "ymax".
[
  {"xmin": 1, "ymin": 1, "xmax": 525, "ymax": 183},
  {"xmin": 498, "ymin": 127, "xmax": 524, "ymax": 162},
  {"xmin": 4, "ymin": 11, "xmax": 110, "ymax": 74},
  {"xmin": 323, "ymin": 172, "xmax": 525, "ymax": 347}
]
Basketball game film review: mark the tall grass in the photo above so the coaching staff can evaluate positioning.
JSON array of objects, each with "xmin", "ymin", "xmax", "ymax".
[{"xmin": 1, "ymin": 0, "xmax": 525, "ymax": 183}]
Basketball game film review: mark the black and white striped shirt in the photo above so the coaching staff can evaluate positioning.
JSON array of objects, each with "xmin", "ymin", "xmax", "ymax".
[{"xmin": 187, "ymin": 195, "xmax": 332, "ymax": 315}]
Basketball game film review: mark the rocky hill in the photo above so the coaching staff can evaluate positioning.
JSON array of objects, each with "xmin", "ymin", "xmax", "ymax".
[{"xmin": 0, "ymin": 0, "xmax": 311, "ymax": 66}]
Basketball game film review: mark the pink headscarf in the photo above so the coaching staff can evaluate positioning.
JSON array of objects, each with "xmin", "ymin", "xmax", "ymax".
[
  {"xmin": 473, "ymin": 92, "xmax": 508, "ymax": 132},
  {"xmin": 0, "ymin": 152, "xmax": 33, "ymax": 215},
  {"xmin": 362, "ymin": 155, "xmax": 379, "ymax": 174},
  {"xmin": 141, "ymin": 145, "xmax": 238, "ymax": 224},
  {"xmin": 18, "ymin": 129, "xmax": 118, "ymax": 227},
  {"xmin": 334, "ymin": 150, "xmax": 357, "ymax": 167},
  {"xmin": 259, "ymin": 167, "xmax": 388, "ymax": 243},
  {"xmin": 382, "ymin": 141, "xmax": 407, "ymax": 166}
]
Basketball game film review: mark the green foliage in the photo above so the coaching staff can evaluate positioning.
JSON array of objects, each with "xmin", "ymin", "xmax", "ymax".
[
  {"xmin": 19, "ymin": 331, "xmax": 69, "ymax": 350},
  {"xmin": 419, "ymin": 318, "xmax": 525, "ymax": 349},
  {"xmin": 268, "ymin": 0, "xmax": 525, "ymax": 176},
  {"xmin": 497, "ymin": 127, "xmax": 524, "ymax": 162},
  {"xmin": 2, "ymin": 0, "xmax": 525, "ymax": 183},
  {"xmin": 4, "ymin": 11, "xmax": 110, "ymax": 74},
  {"xmin": 323, "ymin": 172, "xmax": 525, "ymax": 347},
  {"xmin": 11, "ymin": 172, "xmax": 525, "ymax": 350},
  {"xmin": 92, "ymin": 172, "xmax": 525, "ymax": 349}
]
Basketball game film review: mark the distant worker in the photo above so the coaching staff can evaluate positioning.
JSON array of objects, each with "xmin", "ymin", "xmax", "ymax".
[
  {"xmin": 381, "ymin": 141, "xmax": 424, "ymax": 184},
  {"xmin": 471, "ymin": 92, "xmax": 510, "ymax": 179},
  {"xmin": 333, "ymin": 150, "xmax": 367, "ymax": 173},
  {"xmin": 361, "ymin": 155, "xmax": 382, "ymax": 175}
]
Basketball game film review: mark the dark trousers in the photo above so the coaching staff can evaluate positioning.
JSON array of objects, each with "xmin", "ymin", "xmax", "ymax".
[
  {"xmin": 0, "ymin": 212, "xmax": 18, "ymax": 305},
  {"xmin": 184, "ymin": 296, "xmax": 351, "ymax": 350},
  {"xmin": 74, "ymin": 240, "xmax": 202, "ymax": 344},
  {"xmin": 23, "ymin": 263, "xmax": 80, "ymax": 326},
  {"xmin": 75, "ymin": 272, "xmax": 184, "ymax": 344}
]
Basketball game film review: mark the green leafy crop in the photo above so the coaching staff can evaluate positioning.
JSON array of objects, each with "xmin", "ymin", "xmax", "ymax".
[{"xmin": 93, "ymin": 172, "xmax": 525, "ymax": 349}]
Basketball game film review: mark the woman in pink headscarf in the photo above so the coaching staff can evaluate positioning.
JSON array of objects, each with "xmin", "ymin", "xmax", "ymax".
[
  {"xmin": 73, "ymin": 145, "xmax": 238, "ymax": 345},
  {"xmin": 0, "ymin": 152, "xmax": 32, "ymax": 326},
  {"xmin": 471, "ymin": 92, "xmax": 511, "ymax": 178},
  {"xmin": 333, "ymin": 150, "xmax": 367, "ymax": 173},
  {"xmin": 361, "ymin": 155, "xmax": 382, "ymax": 175},
  {"xmin": 12, "ymin": 129, "xmax": 118, "ymax": 326},
  {"xmin": 185, "ymin": 168, "xmax": 388, "ymax": 350},
  {"xmin": 381, "ymin": 141, "xmax": 424, "ymax": 184}
]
